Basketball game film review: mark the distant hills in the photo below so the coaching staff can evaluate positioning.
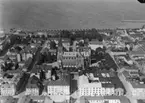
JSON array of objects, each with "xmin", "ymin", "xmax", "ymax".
[{"xmin": 1, "ymin": 0, "xmax": 145, "ymax": 30}]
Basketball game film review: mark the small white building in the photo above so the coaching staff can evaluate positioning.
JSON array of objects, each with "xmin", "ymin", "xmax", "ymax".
[{"xmin": 0, "ymin": 83, "xmax": 16, "ymax": 96}]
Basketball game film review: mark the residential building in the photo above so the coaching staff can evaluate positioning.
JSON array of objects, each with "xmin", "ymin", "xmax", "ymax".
[
  {"xmin": 4, "ymin": 97, "xmax": 18, "ymax": 103},
  {"xmin": 78, "ymin": 69, "xmax": 125, "ymax": 97},
  {"xmin": 26, "ymin": 75, "xmax": 44, "ymax": 96},
  {"xmin": 62, "ymin": 39, "xmax": 70, "ymax": 51},
  {"xmin": 121, "ymin": 70, "xmax": 145, "ymax": 99},
  {"xmin": 47, "ymin": 74, "xmax": 70, "ymax": 96},
  {"xmin": 31, "ymin": 96, "xmax": 45, "ymax": 103},
  {"xmin": 78, "ymin": 75, "xmax": 114, "ymax": 97},
  {"xmin": 79, "ymin": 96, "xmax": 130, "ymax": 103},
  {"xmin": 42, "ymin": 64, "xmax": 52, "ymax": 80},
  {"xmin": 47, "ymin": 74, "xmax": 70, "ymax": 102},
  {"xmin": 18, "ymin": 95, "xmax": 31, "ymax": 103},
  {"xmin": 0, "ymin": 82, "xmax": 16, "ymax": 96},
  {"xmin": 44, "ymin": 96, "xmax": 53, "ymax": 103},
  {"xmin": 114, "ymin": 55, "xmax": 139, "ymax": 76}
]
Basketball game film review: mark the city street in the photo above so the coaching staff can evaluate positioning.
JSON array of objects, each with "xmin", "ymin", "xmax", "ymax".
[{"xmin": 27, "ymin": 46, "xmax": 42, "ymax": 72}]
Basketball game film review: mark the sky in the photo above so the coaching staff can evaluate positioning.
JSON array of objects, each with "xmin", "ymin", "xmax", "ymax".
[
  {"xmin": 0, "ymin": 0, "xmax": 143, "ymax": 30},
  {"xmin": 0, "ymin": 0, "xmax": 136, "ymax": 2}
]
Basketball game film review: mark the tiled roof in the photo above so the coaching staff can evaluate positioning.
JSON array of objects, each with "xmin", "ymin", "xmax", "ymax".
[
  {"xmin": 47, "ymin": 74, "xmax": 70, "ymax": 86},
  {"xmin": 89, "ymin": 40, "xmax": 103, "ymax": 45},
  {"xmin": 110, "ymin": 77, "xmax": 124, "ymax": 89},
  {"xmin": 102, "ymin": 83, "xmax": 114, "ymax": 88},
  {"xmin": 122, "ymin": 70, "xmax": 130, "ymax": 77},
  {"xmin": 6, "ymin": 69, "xmax": 22, "ymax": 74},
  {"xmin": 31, "ymin": 96, "xmax": 45, "ymax": 101},
  {"xmin": 121, "ymin": 37, "xmax": 133, "ymax": 43},
  {"xmin": 41, "ymin": 63, "xmax": 52, "ymax": 71},
  {"xmin": 80, "ymin": 96, "xmax": 104, "ymax": 103},
  {"xmin": 130, "ymin": 33, "xmax": 143, "ymax": 38},
  {"xmin": 27, "ymin": 75, "xmax": 43, "ymax": 89},
  {"xmin": 130, "ymin": 81, "xmax": 145, "ymax": 88},
  {"xmin": 137, "ymin": 99, "xmax": 145, "ymax": 103},
  {"xmin": 129, "ymin": 47, "xmax": 145, "ymax": 56},
  {"xmin": 104, "ymin": 96, "xmax": 130, "ymax": 103}
]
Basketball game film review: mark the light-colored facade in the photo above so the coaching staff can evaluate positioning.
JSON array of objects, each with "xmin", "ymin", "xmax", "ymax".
[
  {"xmin": 47, "ymin": 86, "xmax": 70, "ymax": 95},
  {"xmin": 47, "ymin": 75, "xmax": 70, "ymax": 102},
  {"xmin": 25, "ymin": 88, "xmax": 39, "ymax": 96},
  {"xmin": 78, "ymin": 75, "xmax": 115, "ymax": 97},
  {"xmin": 25, "ymin": 75, "xmax": 43, "ymax": 96},
  {"xmin": 0, "ymin": 83, "xmax": 16, "ymax": 96},
  {"xmin": 79, "ymin": 96, "xmax": 130, "ymax": 103}
]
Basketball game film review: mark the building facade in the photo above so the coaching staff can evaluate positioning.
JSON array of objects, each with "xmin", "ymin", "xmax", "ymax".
[{"xmin": 0, "ymin": 83, "xmax": 16, "ymax": 96}]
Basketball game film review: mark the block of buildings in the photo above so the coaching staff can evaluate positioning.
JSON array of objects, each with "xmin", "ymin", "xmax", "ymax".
[
  {"xmin": 46, "ymin": 74, "xmax": 70, "ymax": 102},
  {"xmin": 26, "ymin": 75, "xmax": 44, "ymax": 96},
  {"xmin": 78, "ymin": 69, "xmax": 125, "ymax": 97},
  {"xmin": 120, "ymin": 70, "xmax": 145, "ymax": 99},
  {"xmin": 0, "ymin": 82, "xmax": 16, "ymax": 96},
  {"xmin": 79, "ymin": 96, "xmax": 130, "ymax": 103}
]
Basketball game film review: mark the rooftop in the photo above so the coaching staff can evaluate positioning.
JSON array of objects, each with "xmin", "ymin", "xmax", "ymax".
[
  {"xmin": 80, "ymin": 96, "xmax": 130, "ymax": 103},
  {"xmin": 89, "ymin": 40, "xmax": 103, "ymax": 45},
  {"xmin": 130, "ymin": 80, "xmax": 145, "ymax": 88},
  {"xmin": 79, "ymin": 69, "xmax": 124, "ymax": 89},
  {"xmin": 122, "ymin": 71, "xmax": 145, "ymax": 88},
  {"xmin": 137, "ymin": 99, "xmax": 145, "ymax": 103},
  {"xmin": 104, "ymin": 96, "xmax": 131, "ymax": 103},
  {"xmin": 31, "ymin": 96, "xmax": 45, "ymax": 101},
  {"xmin": 27, "ymin": 75, "xmax": 43, "ymax": 89},
  {"xmin": 114, "ymin": 55, "xmax": 138, "ymax": 70},
  {"xmin": 47, "ymin": 74, "xmax": 70, "ymax": 86}
]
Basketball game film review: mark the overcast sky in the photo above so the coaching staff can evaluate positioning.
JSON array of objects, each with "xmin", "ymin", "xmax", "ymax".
[{"xmin": 1, "ymin": 0, "xmax": 136, "ymax": 2}]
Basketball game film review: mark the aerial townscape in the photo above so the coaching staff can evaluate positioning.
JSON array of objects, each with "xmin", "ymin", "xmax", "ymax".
[{"xmin": 0, "ymin": 26, "xmax": 145, "ymax": 103}]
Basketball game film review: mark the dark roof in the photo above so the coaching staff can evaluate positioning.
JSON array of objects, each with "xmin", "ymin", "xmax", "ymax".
[
  {"xmin": 41, "ymin": 63, "xmax": 52, "ymax": 72},
  {"xmin": 110, "ymin": 77, "xmax": 124, "ymax": 89},
  {"xmin": 137, "ymin": 100, "xmax": 145, "ymax": 103},
  {"xmin": 31, "ymin": 65, "xmax": 41, "ymax": 73},
  {"xmin": 102, "ymin": 83, "xmax": 114, "ymax": 88},
  {"xmin": 47, "ymin": 74, "xmax": 70, "ymax": 86},
  {"xmin": 104, "ymin": 53, "xmax": 118, "ymax": 71},
  {"xmin": 104, "ymin": 96, "xmax": 131, "ymax": 103},
  {"xmin": 27, "ymin": 75, "xmax": 43, "ymax": 90}
]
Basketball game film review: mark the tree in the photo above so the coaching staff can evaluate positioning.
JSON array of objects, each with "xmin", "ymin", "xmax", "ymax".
[
  {"xmin": 61, "ymin": 30, "xmax": 72, "ymax": 38},
  {"xmin": 50, "ymin": 41, "xmax": 56, "ymax": 49},
  {"xmin": 70, "ymin": 35, "xmax": 75, "ymax": 46},
  {"xmin": 14, "ymin": 46, "xmax": 22, "ymax": 53}
]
